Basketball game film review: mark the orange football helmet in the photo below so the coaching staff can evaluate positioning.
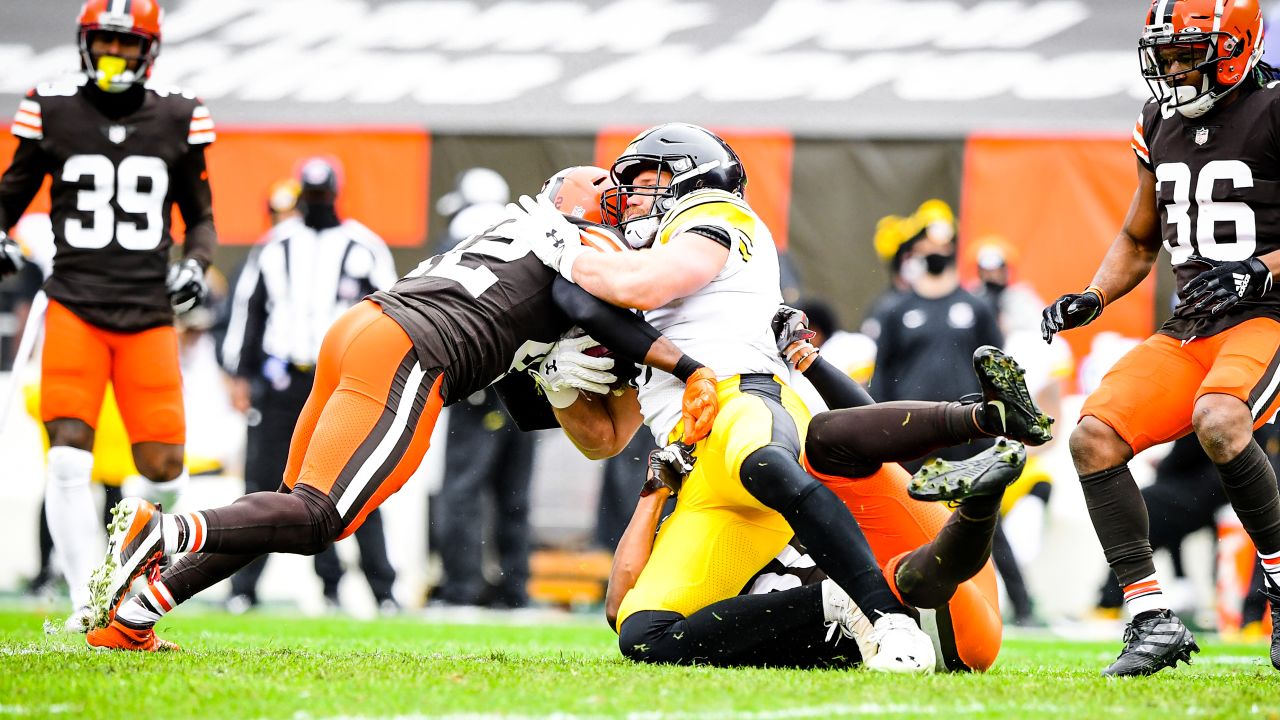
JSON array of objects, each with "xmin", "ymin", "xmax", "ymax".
[
  {"xmin": 539, "ymin": 166, "xmax": 621, "ymax": 226},
  {"xmin": 77, "ymin": 0, "xmax": 164, "ymax": 92},
  {"xmin": 1139, "ymin": 0, "xmax": 1264, "ymax": 118}
]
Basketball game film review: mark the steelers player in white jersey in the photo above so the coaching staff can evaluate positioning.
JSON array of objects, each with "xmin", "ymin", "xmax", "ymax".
[{"xmin": 510, "ymin": 123, "xmax": 934, "ymax": 672}]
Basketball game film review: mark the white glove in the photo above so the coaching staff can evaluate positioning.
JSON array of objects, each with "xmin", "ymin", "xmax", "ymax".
[
  {"xmin": 531, "ymin": 334, "xmax": 617, "ymax": 409},
  {"xmin": 166, "ymin": 257, "xmax": 208, "ymax": 314},
  {"xmin": 504, "ymin": 194, "xmax": 584, "ymax": 281}
]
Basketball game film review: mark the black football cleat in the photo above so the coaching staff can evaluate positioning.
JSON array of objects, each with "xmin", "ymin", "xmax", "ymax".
[
  {"xmin": 1262, "ymin": 578, "xmax": 1280, "ymax": 671},
  {"xmin": 1102, "ymin": 609, "xmax": 1199, "ymax": 677},
  {"xmin": 909, "ymin": 438, "xmax": 1027, "ymax": 503},
  {"xmin": 972, "ymin": 346, "xmax": 1055, "ymax": 446}
]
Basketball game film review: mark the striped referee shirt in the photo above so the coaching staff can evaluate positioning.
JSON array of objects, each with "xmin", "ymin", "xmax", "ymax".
[{"xmin": 222, "ymin": 217, "xmax": 398, "ymax": 377}]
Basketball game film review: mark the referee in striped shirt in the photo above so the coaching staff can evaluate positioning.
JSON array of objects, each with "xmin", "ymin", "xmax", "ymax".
[{"xmin": 221, "ymin": 158, "xmax": 401, "ymax": 614}]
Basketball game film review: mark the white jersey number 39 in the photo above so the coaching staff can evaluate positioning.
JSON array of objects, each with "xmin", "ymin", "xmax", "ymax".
[
  {"xmin": 1157, "ymin": 160, "xmax": 1256, "ymax": 264},
  {"xmin": 61, "ymin": 154, "xmax": 169, "ymax": 251}
]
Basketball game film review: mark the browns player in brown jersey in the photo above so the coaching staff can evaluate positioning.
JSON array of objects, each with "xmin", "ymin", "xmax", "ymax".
[
  {"xmin": 85, "ymin": 167, "xmax": 719, "ymax": 651},
  {"xmin": 0, "ymin": 0, "xmax": 215, "ymax": 632},
  {"xmin": 1042, "ymin": 0, "xmax": 1280, "ymax": 676}
]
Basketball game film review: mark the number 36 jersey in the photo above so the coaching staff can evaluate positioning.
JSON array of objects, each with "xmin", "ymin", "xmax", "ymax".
[
  {"xmin": 1133, "ymin": 82, "xmax": 1280, "ymax": 340},
  {"xmin": 1, "ymin": 77, "xmax": 216, "ymax": 332}
]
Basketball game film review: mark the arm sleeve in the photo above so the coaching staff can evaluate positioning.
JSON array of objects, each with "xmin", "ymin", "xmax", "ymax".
[
  {"xmin": 172, "ymin": 146, "xmax": 217, "ymax": 269},
  {"xmin": 801, "ymin": 356, "xmax": 877, "ymax": 411},
  {"xmin": 221, "ymin": 250, "xmax": 268, "ymax": 377},
  {"xmin": 552, "ymin": 276, "xmax": 662, "ymax": 368},
  {"xmin": 0, "ymin": 139, "xmax": 51, "ymax": 233}
]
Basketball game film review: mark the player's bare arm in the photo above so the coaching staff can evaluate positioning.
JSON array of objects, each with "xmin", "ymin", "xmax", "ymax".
[
  {"xmin": 551, "ymin": 386, "xmax": 643, "ymax": 460},
  {"xmin": 605, "ymin": 486, "xmax": 669, "ymax": 630},
  {"xmin": 569, "ymin": 230, "xmax": 728, "ymax": 311}
]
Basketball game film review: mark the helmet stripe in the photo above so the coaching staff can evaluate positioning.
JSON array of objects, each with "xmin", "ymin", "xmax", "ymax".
[
  {"xmin": 1155, "ymin": 0, "xmax": 1175, "ymax": 26},
  {"xmin": 1211, "ymin": 0, "xmax": 1225, "ymax": 34}
]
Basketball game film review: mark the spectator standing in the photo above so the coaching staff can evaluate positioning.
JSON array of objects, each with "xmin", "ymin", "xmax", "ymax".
[{"xmin": 221, "ymin": 159, "xmax": 401, "ymax": 613}]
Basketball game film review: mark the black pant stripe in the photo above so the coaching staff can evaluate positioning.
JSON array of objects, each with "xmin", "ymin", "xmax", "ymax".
[{"xmin": 328, "ymin": 348, "xmax": 420, "ymax": 508}]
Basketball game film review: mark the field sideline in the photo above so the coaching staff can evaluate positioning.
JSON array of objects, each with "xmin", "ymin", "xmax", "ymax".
[{"xmin": 1, "ymin": 608, "xmax": 1277, "ymax": 719}]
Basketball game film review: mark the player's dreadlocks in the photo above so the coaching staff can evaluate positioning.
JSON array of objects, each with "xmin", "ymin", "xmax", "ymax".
[{"xmin": 1254, "ymin": 60, "xmax": 1279, "ymax": 84}]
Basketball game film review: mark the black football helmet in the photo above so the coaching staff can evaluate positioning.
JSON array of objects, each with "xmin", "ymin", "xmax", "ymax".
[{"xmin": 600, "ymin": 123, "xmax": 745, "ymax": 248}]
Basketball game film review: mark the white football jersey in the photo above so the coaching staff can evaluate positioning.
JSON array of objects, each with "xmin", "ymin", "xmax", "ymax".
[{"xmin": 637, "ymin": 189, "xmax": 789, "ymax": 443}]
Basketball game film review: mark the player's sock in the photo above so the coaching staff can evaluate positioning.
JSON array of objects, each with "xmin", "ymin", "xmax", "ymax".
[
  {"xmin": 1079, "ymin": 464, "xmax": 1159, "ymax": 599},
  {"xmin": 124, "ymin": 469, "xmax": 190, "ymax": 512},
  {"xmin": 1216, "ymin": 440, "xmax": 1280, "ymax": 555},
  {"xmin": 1122, "ymin": 574, "xmax": 1167, "ymax": 616},
  {"xmin": 1259, "ymin": 548, "xmax": 1280, "ymax": 590},
  {"xmin": 894, "ymin": 503, "xmax": 999, "ymax": 609},
  {"xmin": 44, "ymin": 446, "xmax": 103, "ymax": 609},
  {"xmin": 162, "ymin": 511, "xmax": 206, "ymax": 554},
  {"xmin": 115, "ymin": 578, "xmax": 178, "ymax": 629},
  {"xmin": 187, "ymin": 486, "xmax": 341, "ymax": 555},
  {"xmin": 806, "ymin": 401, "xmax": 982, "ymax": 478}
]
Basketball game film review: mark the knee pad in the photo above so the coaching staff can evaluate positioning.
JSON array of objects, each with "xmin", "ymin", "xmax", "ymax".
[
  {"xmin": 293, "ymin": 485, "xmax": 343, "ymax": 555},
  {"xmin": 740, "ymin": 444, "xmax": 823, "ymax": 514},
  {"xmin": 618, "ymin": 610, "xmax": 683, "ymax": 664},
  {"xmin": 46, "ymin": 446, "xmax": 94, "ymax": 489}
]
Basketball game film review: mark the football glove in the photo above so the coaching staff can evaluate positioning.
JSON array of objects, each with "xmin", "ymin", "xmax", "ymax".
[
  {"xmin": 1180, "ymin": 255, "xmax": 1274, "ymax": 317},
  {"xmin": 166, "ymin": 258, "xmax": 208, "ymax": 314},
  {"xmin": 772, "ymin": 304, "xmax": 821, "ymax": 371},
  {"xmin": 1040, "ymin": 289, "xmax": 1103, "ymax": 343},
  {"xmin": 0, "ymin": 232, "xmax": 25, "ymax": 279},
  {"xmin": 531, "ymin": 333, "xmax": 618, "ymax": 409},
  {"xmin": 504, "ymin": 194, "xmax": 584, "ymax": 281},
  {"xmin": 640, "ymin": 441, "xmax": 696, "ymax": 497},
  {"xmin": 680, "ymin": 366, "xmax": 719, "ymax": 445}
]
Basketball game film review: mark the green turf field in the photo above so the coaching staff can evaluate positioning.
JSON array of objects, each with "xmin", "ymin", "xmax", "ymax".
[{"xmin": 0, "ymin": 609, "xmax": 1276, "ymax": 719}]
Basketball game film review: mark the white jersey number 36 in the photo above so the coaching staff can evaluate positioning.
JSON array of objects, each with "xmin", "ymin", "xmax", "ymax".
[
  {"xmin": 1157, "ymin": 160, "xmax": 1256, "ymax": 264},
  {"xmin": 61, "ymin": 154, "xmax": 169, "ymax": 251}
]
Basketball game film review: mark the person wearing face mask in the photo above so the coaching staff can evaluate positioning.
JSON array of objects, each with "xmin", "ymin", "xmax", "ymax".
[
  {"xmin": 220, "ymin": 157, "xmax": 403, "ymax": 616},
  {"xmin": 868, "ymin": 220, "xmax": 1004, "ymax": 469}
]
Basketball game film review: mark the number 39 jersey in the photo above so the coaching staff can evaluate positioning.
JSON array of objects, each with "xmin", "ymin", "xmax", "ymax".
[
  {"xmin": 1133, "ymin": 82, "xmax": 1280, "ymax": 340},
  {"xmin": 2, "ymin": 77, "xmax": 215, "ymax": 332}
]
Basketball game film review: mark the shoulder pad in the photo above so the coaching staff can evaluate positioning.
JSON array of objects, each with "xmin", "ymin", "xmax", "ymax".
[
  {"xmin": 657, "ymin": 189, "xmax": 754, "ymax": 246},
  {"xmin": 32, "ymin": 77, "xmax": 83, "ymax": 98},
  {"xmin": 144, "ymin": 82, "xmax": 199, "ymax": 101}
]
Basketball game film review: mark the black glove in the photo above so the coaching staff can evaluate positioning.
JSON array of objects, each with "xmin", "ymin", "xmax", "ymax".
[
  {"xmin": 0, "ymin": 232, "xmax": 24, "ymax": 279},
  {"xmin": 166, "ymin": 258, "xmax": 208, "ymax": 314},
  {"xmin": 772, "ymin": 305, "xmax": 816, "ymax": 356},
  {"xmin": 640, "ymin": 442, "xmax": 695, "ymax": 497},
  {"xmin": 1180, "ymin": 255, "xmax": 1273, "ymax": 317},
  {"xmin": 1041, "ymin": 289, "xmax": 1103, "ymax": 343}
]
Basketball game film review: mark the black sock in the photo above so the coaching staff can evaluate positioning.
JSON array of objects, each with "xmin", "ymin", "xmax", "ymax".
[
  {"xmin": 1216, "ymin": 439, "xmax": 1280, "ymax": 555},
  {"xmin": 896, "ymin": 505, "xmax": 998, "ymax": 609},
  {"xmin": 1079, "ymin": 464, "xmax": 1155, "ymax": 587}
]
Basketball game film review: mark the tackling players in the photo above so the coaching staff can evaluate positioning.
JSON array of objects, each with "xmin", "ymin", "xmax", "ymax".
[
  {"xmin": 1042, "ymin": 0, "xmax": 1280, "ymax": 675},
  {"xmin": 0, "ymin": 0, "xmax": 214, "ymax": 631},
  {"xmin": 85, "ymin": 166, "xmax": 719, "ymax": 651}
]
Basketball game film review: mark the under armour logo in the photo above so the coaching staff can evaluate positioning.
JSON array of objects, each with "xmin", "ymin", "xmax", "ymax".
[
  {"xmin": 545, "ymin": 359, "xmax": 557, "ymax": 373},
  {"xmin": 1234, "ymin": 273, "xmax": 1250, "ymax": 296},
  {"xmin": 546, "ymin": 230, "xmax": 564, "ymax": 249}
]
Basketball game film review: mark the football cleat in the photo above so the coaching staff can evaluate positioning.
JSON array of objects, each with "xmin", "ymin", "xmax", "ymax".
[
  {"xmin": 62, "ymin": 605, "xmax": 94, "ymax": 634},
  {"xmin": 863, "ymin": 613, "xmax": 936, "ymax": 673},
  {"xmin": 86, "ymin": 619, "xmax": 178, "ymax": 652},
  {"xmin": 1261, "ymin": 578, "xmax": 1280, "ymax": 671},
  {"xmin": 820, "ymin": 579, "xmax": 877, "ymax": 662},
  {"xmin": 88, "ymin": 498, "xmax": 166, "ymax": 630},
  {"xmin": 1102, "ymin": 609, "xmax": 1199, "ymax": 677},
  {"xmin": 909, "ymin": 438, "xmax": 1027, "ymax": 503},
  {"xmin": 972, "ymin": 346, "xmax": 1054, "ymax": 446}
]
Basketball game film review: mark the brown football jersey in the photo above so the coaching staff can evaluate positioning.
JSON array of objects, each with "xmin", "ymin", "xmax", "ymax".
[
  {"xmin": 371, "ymin": 221, "xmax": 577, "ymax": 405},
  {"xmin": 1133, "ymin": 81, "xmax": 1280, "ymax": 339},
  {"xmin": 2, "ymin": 77, "xmax": 215, "ymax": 331}
]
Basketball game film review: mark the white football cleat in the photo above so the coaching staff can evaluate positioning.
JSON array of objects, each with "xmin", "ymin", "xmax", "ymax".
[
  {"xmin": 820, "ymin": 579, "xmax": 878, "ymax": 661},
  {"xmin": 863, "ymin": 613, "xmax": 936, "ymax": 673},
  {"xmin": 62, "ymin": 605, "xmax": 94, "ymax": 634}
]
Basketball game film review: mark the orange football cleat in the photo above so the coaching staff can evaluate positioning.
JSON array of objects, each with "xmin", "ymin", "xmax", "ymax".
[{"xmin": 86, "ymin": 620, "xmax": 179, "ymax": 652}]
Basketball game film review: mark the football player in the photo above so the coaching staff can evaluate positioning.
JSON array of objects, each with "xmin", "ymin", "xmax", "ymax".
[
  {"xmin": 85, "ymin": 166, "xmax": 720, "ymax": 651},
  {"xmin": 0, "ymin": 0, "xmax": 215, "ymax": 631},
  {"xmin": 515, "ymin": 123, "xmax": 936, "ymax": 673},
  {"xmin": 592, "ymin": 310, "xmax": 1051, "ymax": 670},
  {"xmin": 1042, "ymin": 0, "xmax": 1280, "ymax": 675}
]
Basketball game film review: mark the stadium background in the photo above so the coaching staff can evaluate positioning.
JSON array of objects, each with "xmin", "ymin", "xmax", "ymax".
[{"xmin": 0, "ymin": 0, "xmax": 1245, "ymax": 623}]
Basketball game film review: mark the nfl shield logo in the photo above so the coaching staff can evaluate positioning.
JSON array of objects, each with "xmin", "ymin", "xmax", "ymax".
[
  {"xmin": 108, "ymin": 125, "xmax": 127, "ymax": 144},
  {"xmin": 1194, "ymin": 127, "xmax": 1210, "ymax": 146}
]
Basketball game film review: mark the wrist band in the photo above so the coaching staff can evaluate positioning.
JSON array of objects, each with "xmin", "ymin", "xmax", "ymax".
[
  {"xmin": 672, "ymin": 355, "xmax": 704, "ymax": 383},
  {"xmin": 1084, "ymin": 285, "xmax": 1108, "ymax": 308}
]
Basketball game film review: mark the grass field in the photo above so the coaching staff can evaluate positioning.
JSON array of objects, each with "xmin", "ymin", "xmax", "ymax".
[{"xmin": 0, "ymin": 608, "xmax": 1277, "ymax": 719}]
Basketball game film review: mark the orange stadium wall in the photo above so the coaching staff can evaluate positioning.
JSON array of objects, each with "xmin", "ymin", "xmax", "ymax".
[{"xmin": 958, "ymin": 134, "xmax": 1155, "ymax": 369}]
